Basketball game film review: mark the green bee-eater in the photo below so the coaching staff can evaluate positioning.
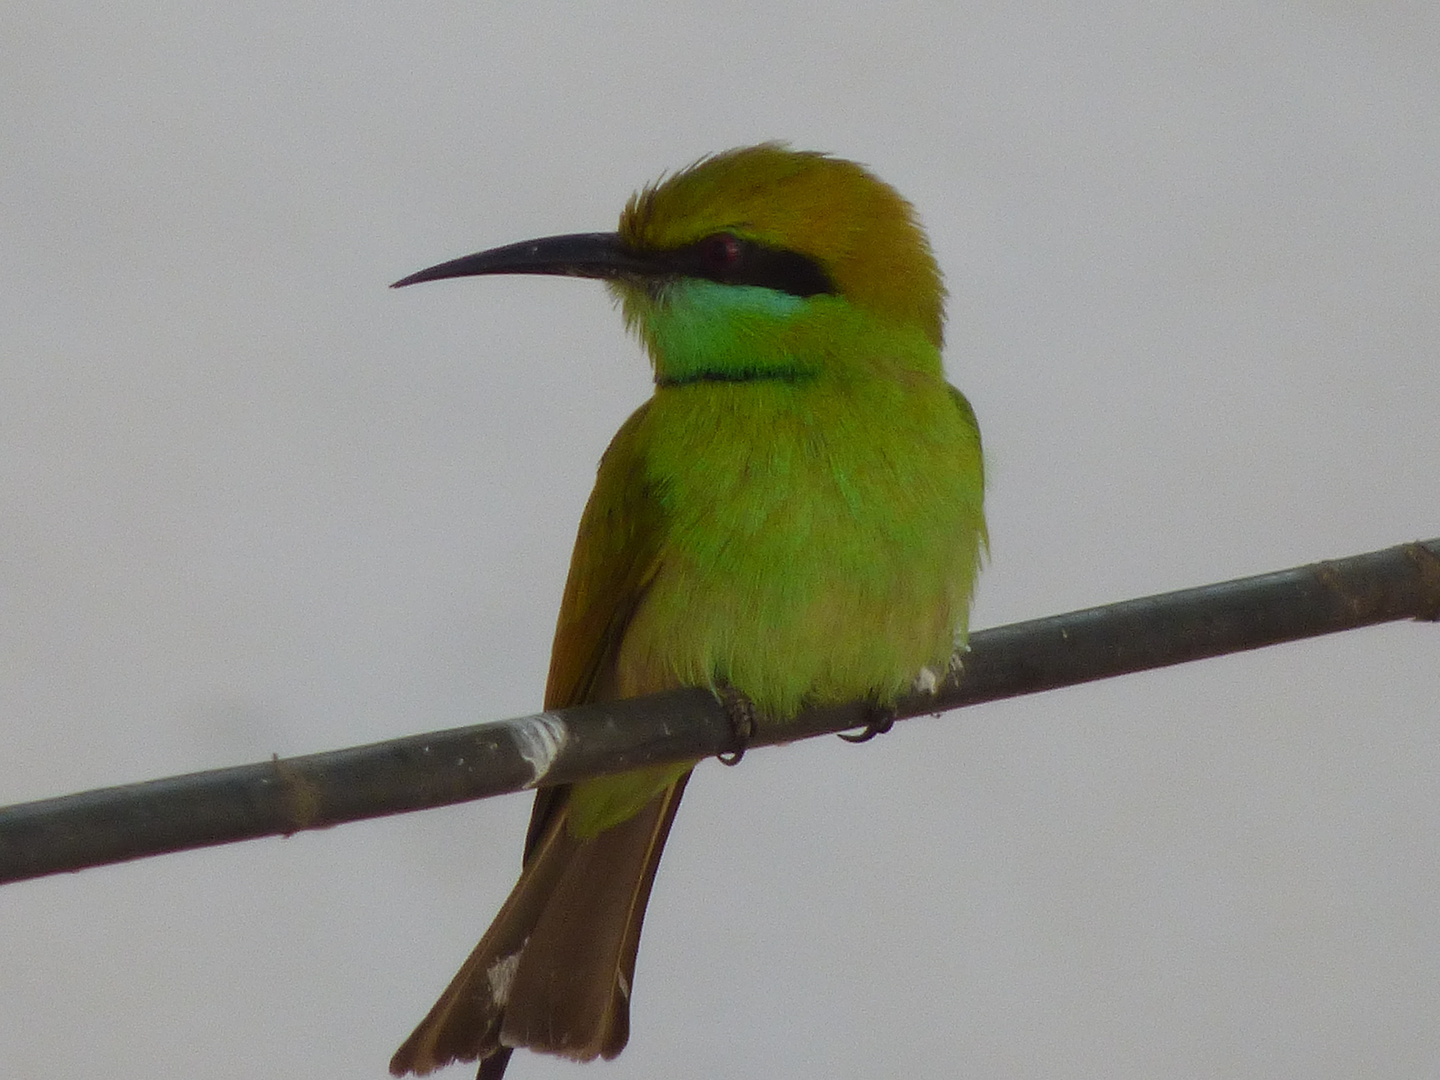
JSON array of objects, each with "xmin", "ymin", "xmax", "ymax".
[{"xmin": 389, "ymin": 144, "xmax": 986, "ymax": 1078}]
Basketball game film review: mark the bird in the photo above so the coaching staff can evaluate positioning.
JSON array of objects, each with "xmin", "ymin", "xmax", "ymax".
[{"xmin": 387, "ymin": 144, "xmax": 986, "ymax": 1079}]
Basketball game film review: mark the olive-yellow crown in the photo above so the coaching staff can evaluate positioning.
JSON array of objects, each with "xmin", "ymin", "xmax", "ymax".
[{"xmin": 619, "ymin": 144, "xmax": 946, "ymax": 348}]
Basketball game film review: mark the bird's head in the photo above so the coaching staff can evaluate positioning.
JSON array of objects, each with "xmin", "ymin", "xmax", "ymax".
[{"xmin": 395, "ymin": 144, "xmax": 945, "ymax": 385}]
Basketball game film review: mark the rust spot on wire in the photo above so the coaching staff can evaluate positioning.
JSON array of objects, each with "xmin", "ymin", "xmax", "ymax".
[
  {"xmin": 271, "ymin": 754, "xmax": 323, "ymax": 833},
  {"xmin": 1312, "ymin": 559, "xmax": 1381, "ymax": 621},
  {"xmin": 1402, "ymin": 542, "xmax": 1440, "ymax": 621}
]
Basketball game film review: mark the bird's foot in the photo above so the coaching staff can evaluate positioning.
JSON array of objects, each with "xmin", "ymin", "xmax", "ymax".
[
  {"xmin": 838, "ymin": 701, "xmax": 897, "ymax": 743},
  {"xmin": 716, "ymin": 684, "xmax": 757, "ymax": 766},
  {"xmin": 476, "ymin": 1048, "xmax": 513, "ymax": 1080}
]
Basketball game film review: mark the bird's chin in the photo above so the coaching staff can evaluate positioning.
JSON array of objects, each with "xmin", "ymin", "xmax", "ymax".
[
  {"xmin": 608, "ymin": 276, "xmax": 671, "ymax": 309},
  {"xmin": 641, "ymin": 278, "xmax": 679, "ymax": 304}
]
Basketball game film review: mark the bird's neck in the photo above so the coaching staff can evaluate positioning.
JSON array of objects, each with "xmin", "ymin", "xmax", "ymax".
[{"xmin": 621, "ymin": 279, "xmax": 941, "ymax": 388}]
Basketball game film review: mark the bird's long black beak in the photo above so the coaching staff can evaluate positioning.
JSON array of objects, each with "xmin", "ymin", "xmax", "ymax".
[{"xmin": 391, "ymin": 232, "xmax": 656, "ymax": 289}]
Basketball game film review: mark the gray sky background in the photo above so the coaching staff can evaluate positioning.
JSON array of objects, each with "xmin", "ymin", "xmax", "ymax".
[{"xmin": 3, "ymin": 3, "xmax": 1437, "ymax": 1078}]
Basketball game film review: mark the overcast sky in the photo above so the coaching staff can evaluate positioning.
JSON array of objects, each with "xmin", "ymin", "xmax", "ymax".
[{"xmin": 3, "ymin": 3, "xmax": 1438, "ymax": 1078}]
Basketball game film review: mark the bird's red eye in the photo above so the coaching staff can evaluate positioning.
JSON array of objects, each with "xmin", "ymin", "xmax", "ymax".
[{"xmin": 698, "ymin": 233, "xmax": 743, "ymax": 271}]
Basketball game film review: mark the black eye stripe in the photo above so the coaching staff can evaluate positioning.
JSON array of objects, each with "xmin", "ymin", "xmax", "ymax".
[{"xmin": 661, "ymin": 234, "xmax": 836, "ymax": 298}]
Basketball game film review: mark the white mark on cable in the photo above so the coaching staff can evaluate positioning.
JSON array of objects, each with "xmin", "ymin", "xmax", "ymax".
[
  {"xmin": 487, "ymin": 950, "xmax": 523, "ymax": 1006},
  {"xmin": 511, "ymin": 712, "xmax": 569, "ymax": 787},
  {"xmin": 913, "ymin": 666, "xmax": 940, "ymax": 695}
]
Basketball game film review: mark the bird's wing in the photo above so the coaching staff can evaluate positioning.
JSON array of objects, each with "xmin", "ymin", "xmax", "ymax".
[
  {"xmin": 542, "ymin": 399, "xmax": 665, "ymax": 711},
  {"xmin": 524, "ymin": 399, "xmax": 667, "ymax": 859}
]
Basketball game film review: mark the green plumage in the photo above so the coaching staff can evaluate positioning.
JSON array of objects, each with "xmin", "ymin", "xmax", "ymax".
[
  {"xmin": 569, "ymin": 291, "xmax": 983, "ymax": 834},
  {"xmin": 390, "ymin": 144, "xmax": 985, "ymax": 1078}
]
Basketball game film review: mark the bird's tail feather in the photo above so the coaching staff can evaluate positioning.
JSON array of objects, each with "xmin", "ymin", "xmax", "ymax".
[{"xmin": 390, "ymin": 773, "xmax": 690, "ymax": 1078}]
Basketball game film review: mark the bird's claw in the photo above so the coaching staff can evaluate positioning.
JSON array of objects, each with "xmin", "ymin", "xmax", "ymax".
[
  {"xmin": 838, "ymin": 702, "xmax": 897, "ymax": 743},
  {"xmin": 716, "ymin": 684, "xmax": 757, "ymax": 766}
]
